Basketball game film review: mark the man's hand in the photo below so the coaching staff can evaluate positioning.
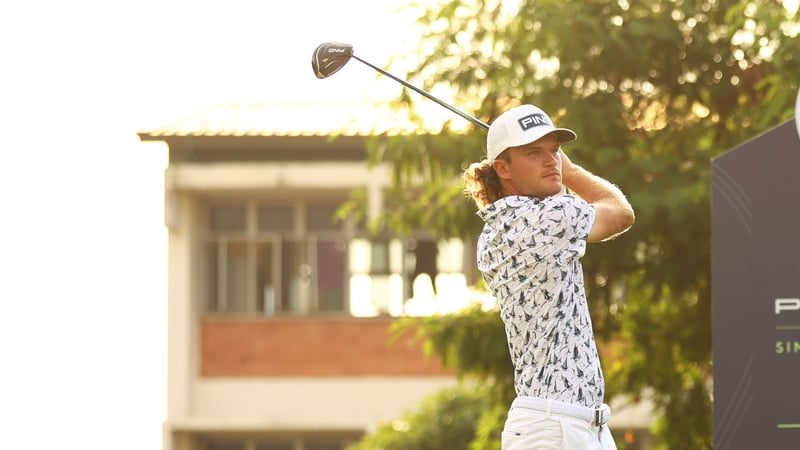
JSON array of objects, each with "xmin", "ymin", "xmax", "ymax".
[{"xmin": 559, "ymin": 150, "xmax": 635, "ymax": 242}]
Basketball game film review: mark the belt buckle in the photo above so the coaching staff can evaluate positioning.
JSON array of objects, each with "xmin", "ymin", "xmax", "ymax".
[{"xmin": 592, "ymin": 405, "xmax": 609, "ymax": 426}]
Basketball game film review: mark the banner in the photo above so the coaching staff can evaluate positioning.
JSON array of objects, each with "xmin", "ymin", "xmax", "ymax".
[{"xmin": 711, "ymin": 118, "xmax": 800, "ymax": 449}]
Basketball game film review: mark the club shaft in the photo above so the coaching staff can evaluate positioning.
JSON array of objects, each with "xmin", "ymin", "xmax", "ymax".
[{"xmin": 351, "ymin": 55, "xmax": 489, "ymax": 130}]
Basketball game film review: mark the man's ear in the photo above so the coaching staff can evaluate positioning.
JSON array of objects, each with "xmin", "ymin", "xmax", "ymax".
[{"xmin": 493, "ymin": 159, "xmax": 511, "ymax": 179}]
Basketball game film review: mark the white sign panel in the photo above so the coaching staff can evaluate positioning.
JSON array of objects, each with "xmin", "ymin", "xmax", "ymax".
[{"xmin": 796, "ymin": 86, "xmax": 800, "ymax": 139}]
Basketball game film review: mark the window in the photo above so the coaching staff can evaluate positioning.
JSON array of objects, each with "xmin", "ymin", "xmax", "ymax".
[
  {"xmin": 255, "ymin": 444, "xmax": 293, "ymax": 450},
  {"xmin": 305, "ymin": 444, "xmax": 343, "ymax": 450},
  {"xmin": 204, "ymin": 201, "xmax": 467, "ymax": 317},
  {"xmin": 207, "ymin": 443, "xmax": 245, "ymax": 450},
  {"xmin": 254, "ymin": 442, "xmax": 341, "ymax": 450},
  {"xmin": 206, "ymin": 201, "xmax": 346, "ymax": 315},
  {"xmin": 201, "ymin": 436, "xmax": 350, "ymax": 450},
  {"xmin": 348, "ymin": 238, "xmax": 404, "ymax": 316}
]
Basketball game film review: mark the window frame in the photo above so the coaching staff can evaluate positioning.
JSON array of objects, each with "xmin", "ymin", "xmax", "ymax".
[{"xmin": 200, "ymin": 198, "xmax": 466, "ymax": 317}]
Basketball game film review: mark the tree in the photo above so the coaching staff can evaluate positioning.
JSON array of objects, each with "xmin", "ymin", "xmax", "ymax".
[
  {"xmin": 349, "ymin": 0, "xmax": 799, "ymax": 448},
  {"xmin": 389, "ymin": 305, "xmax": 513, "ymax": 450},
  {"xmin": 347, "ymin": 384, "xmax": 489, "ymax": 450}
]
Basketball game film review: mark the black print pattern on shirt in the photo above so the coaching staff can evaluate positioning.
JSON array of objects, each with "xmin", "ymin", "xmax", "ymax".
[{"xmin": 476, "ymin": 195, "xmax": 603, "ymax": 408}]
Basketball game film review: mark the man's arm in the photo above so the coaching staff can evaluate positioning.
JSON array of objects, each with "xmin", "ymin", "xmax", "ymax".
[{"xmin": 560, "ymin": 150, "xmax": 635, "ymax": 242}]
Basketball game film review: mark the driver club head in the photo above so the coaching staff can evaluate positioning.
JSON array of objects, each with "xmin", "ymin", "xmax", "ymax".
[{"xmin": 312, "ymin": 42, "xmax": 354, "ymax": 79}]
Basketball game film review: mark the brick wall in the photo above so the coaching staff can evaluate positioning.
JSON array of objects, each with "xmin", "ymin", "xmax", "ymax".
[{"xmin": 201, "ymin": 317, "xmax": 453, "ymax": 377}]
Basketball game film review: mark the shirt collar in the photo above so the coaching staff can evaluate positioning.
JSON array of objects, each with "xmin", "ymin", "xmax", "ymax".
[{"xmin": 476, "ymin": 195, "xmax": 540, "ymax": 222}]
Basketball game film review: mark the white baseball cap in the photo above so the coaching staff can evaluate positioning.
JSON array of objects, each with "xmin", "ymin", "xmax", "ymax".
[{"xmin": 486, "ymin": 104, "xmax": 577, "ymax": 162}]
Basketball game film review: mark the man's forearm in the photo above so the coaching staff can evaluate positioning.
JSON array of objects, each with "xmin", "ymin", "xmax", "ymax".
[
  {"xmin": 562, "ymin": 163, "xmax": 629, "ymax": 208},
  {"xmin": 561, "ymin": 153, "xmax": 635, "ymax": 242}
]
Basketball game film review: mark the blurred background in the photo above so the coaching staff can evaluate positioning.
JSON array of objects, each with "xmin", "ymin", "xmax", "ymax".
[
  {"xmin": 0, "ymin": 1, "xmax": 416, "ymax": 449},
  {"xmin": 2, "ymin": 1, "xmax": 798, "ymax": 449}
]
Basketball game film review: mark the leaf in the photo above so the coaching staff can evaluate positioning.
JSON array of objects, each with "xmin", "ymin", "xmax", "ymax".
[{"xmin": 350, "ymin": 1, "xmax": 798, "ymax": 448}]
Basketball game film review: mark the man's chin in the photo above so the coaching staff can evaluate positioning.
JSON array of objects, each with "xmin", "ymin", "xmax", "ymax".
[
  {"xmin": 531, "ymin": 187, "xmax": 563, "ymax": 199},
  {"xmin": 543, "ymin": 184, "xmax": 564, "ymax": 198}
]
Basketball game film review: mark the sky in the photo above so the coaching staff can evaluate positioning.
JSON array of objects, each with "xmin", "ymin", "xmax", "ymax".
[
  {"xmin": 0, "ymin": 1, "xmax": 420, "ymax": 448},
  {"xmin": 3, "ymin": 2, "xmax": 796, "ymax": 449}
]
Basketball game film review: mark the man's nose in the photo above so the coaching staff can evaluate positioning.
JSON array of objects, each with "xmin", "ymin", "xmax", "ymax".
[{"xmin": 545, "ymin": 151, "xmax": 559, "ymax": 166}]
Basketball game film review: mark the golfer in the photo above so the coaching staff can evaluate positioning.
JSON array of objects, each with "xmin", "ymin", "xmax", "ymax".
[{"xmin": 462, "ymin": 104, "xmax": 635, "ymax": 449}]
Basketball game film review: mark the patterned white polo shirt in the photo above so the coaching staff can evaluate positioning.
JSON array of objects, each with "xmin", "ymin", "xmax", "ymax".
[{"xmin": 477, "ymin": 194, "xmax": 603, "ymax": 408}]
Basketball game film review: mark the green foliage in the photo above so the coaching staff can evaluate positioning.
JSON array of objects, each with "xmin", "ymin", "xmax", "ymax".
[
  {"xmin": 346, "ymin": 384, "xmax": 489, "ymax": 450},
  {"xmin": 392, "ymin": 305, "xmax": 514, "ymax": 404},
  {"xmin": 389, "ymin": 307, "xmax": 510, "ymax": 450},
  {"xmin": 348, "ymin": 0, "xmax": 798, "ymax": 448}
]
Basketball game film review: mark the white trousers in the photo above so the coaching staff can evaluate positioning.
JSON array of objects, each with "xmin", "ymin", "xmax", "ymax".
[{"xmin": 501, "ymin": 398, "xmax": 617, "ymax": 450}]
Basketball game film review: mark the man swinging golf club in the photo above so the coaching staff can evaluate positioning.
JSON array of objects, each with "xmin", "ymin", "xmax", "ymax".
[
  {"xmin": 462, "ymin": 104, "xmax": 635, "ymax": 449},
  {"xmin": 312, "ymin": 42, "xmax": 635, "ymax": 448}
]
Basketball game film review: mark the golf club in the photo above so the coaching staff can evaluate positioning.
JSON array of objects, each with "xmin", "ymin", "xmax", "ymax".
[{"xmin": 312, "ymin": 42, "xmax": 489, "ymax": 130}]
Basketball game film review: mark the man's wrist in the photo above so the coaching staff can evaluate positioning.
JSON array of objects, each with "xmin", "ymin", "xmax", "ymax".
[{"xmin": 561, "ymin": 163, "xmax": 584, "ymax": 187}]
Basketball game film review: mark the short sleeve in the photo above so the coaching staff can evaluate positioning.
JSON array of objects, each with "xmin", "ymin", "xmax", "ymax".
[
  {"xmin": 476, "ymin": 195, "xmax": 596, "ymax": 285},
  {"xmin": 534, "ymin": 195, "xmax": 596, "ymax": 262}
]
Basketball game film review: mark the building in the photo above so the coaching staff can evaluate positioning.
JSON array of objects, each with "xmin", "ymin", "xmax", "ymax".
[
  {"xmin": 138, "ymin": 103, "xmax": 473, "ymax": 450},
  {"xmin": 139, "ymin": 102, "xmax": 654, "ymax": 450}
]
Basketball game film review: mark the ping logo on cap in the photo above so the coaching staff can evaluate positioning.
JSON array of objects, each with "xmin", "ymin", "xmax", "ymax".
[{"xmin": 518, "ymin": 113, "xmax": 550, "ymax": 130}]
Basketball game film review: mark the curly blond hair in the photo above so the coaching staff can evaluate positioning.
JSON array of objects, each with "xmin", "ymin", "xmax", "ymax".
[{"xmin": 461, "ymin": 155, "xmax": 507, "ymax": 209}]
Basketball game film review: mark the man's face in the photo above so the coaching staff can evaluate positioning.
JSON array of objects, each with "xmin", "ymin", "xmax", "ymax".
[{"xmin": 494, "ymin": 133, "xmax": 562, "ymax": 199}]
